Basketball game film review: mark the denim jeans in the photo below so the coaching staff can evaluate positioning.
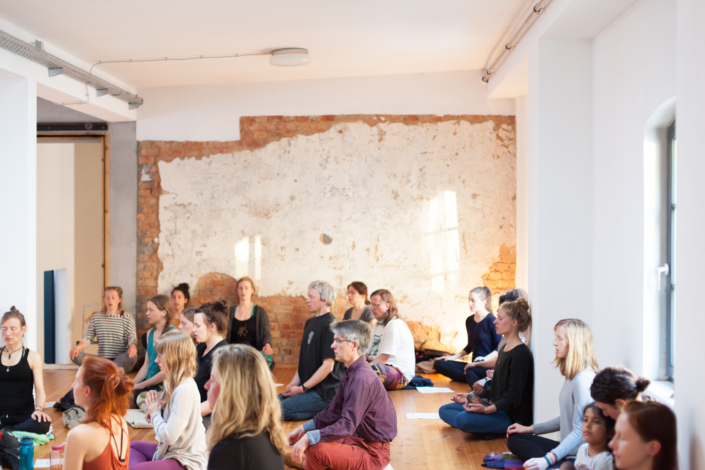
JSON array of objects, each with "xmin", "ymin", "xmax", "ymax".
[
  {"xmin": 279, "ymin": 391, "xmax": 331, "ymax": 421},
  {"xmin": 433, "ymin": 360, "xmax": 488, "ymax": 386},
  {"xmin": 438, "ymin": 402, "xmax": 513, "ymax": 435}
]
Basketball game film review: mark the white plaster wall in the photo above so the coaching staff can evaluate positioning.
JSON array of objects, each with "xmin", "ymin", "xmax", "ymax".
[
  {"xmin": 36, "ymin": 143, "xmax": 75, "ymax": 359},
  {"xmin": 157, "ymin": 119, "xmax": 516, "ymax": 349},
  {"xmin": 136, "ymin": 70, "xmax": 515, "ymax": 142},
  {"xmin": 592, "ymin": 0, "xmax": 676, "ymax": 376},
  {"xmin": 675, "ymin": 0, "xmax": 705, "ymax": 466}
]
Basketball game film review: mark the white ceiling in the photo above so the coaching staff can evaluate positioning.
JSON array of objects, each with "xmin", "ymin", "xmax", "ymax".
[{"xmin": 0, "ymin": 0, "xmax": 531, "ymax": 89}]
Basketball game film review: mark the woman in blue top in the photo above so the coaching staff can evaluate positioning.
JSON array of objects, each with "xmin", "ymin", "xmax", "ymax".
[
  {"xmin": 435, "ymin": 286, "xmax": 502, "ymax": 386},
  {"xmin": 132, "ymin": 295, "xmax": 179, "ymax": 407}
]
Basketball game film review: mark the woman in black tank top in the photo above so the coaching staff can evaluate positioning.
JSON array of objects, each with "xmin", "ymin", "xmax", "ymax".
[{"xmin": 0, "ymin": 307, "xmax": 51, "ymax": 433}]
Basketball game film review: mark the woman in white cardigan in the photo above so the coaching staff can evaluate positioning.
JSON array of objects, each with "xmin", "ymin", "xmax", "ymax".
[
  {"xmin": 129, "ymin": 331, "xmax": 207, "ymax": 470},
  {"xmin": 506, "ymin": 319, "xmax": 599, "ymax": 470}
]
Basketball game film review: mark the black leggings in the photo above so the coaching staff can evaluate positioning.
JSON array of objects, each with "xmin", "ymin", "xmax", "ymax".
[
  {"xmin": 507, "ymin": 434, "xmax": 574, "ymax": 467},
  {"xmin": 1, "ymin": 413, "xmax": 51, "ymax": 434}
]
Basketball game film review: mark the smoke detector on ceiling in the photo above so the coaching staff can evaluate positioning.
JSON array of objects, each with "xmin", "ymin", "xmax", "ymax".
[{"xmin": 269, "ymin": 48, "xmax": 311, "ymax": 67}]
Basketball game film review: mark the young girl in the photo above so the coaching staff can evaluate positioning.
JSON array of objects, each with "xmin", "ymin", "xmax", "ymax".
[
  {"xmin": 193, "ymin": 300, "xmax": 229, "ymax": 417},
  {"xmin": 70, "ymin": 286, "xmax": 138, "ymax": 373},
  {"xmin": 64, "ymin": 357, "xmax": 133, "ymax": 470},
  {"xmin": 132, "ymin": 295, "xmax": 178, "ymax": 406},
  {"xmin": 130, "ymin": 331, "xmax": 208, "ymax": 470},
  {"xmin": 227, "ymin": 277, "xmax": 274, "ymax": 368},
  {"xmin": 435, "ymin": 286, "xmax": 501, "ymax": 386},
  {"xmin": 560, "ymin": 403, "xmax": 615, "ymax": 470}
]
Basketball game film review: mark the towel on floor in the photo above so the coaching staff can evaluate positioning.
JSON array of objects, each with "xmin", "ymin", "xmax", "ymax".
[
  {"xmin": 9, "ymin": 431, "xmax": 54, "ymax": 447},
  {"xmin": 125, "ymin": 409, "xmax": 153, "ymax": 429}
]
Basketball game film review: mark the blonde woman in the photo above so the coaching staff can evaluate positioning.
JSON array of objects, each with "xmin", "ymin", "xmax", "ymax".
[
  {"xmin": 129, "ymin": 331, "xmax": 207, "ymax": 470},
  {"xmin": 507, "ymin": 319, "xmax": 599, "ymax": 469},
  {"xmin": 205, "ymin": 344, "xmax": 286, "ymax": 470}
]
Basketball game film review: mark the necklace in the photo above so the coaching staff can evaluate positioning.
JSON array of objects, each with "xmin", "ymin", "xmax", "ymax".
[{"xmin": 3, "ymin": 345, "xmax": 23, "ymax": 372}]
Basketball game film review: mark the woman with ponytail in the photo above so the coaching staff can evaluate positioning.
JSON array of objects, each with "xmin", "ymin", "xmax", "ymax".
[
  {"xmin": 129, "ymin": 331, "xmax": 207, "ymax": 470},
  {"xmin": 171, "ymin": 283, "xmax": 190, "ymax": 318},
  {"xmin": 439, "ymin": 298, "xmax": 534, "ymax": 438},
  {"xmin": 590, "ymin": 367, "xmax": 651, "ymax": 420},
  {"xmin": 205, "ymin": 344, "xmax": 286, "ymax": 470},
  {"xmin": 64, "ymin": 356, "xmax": 133, "ymax": 470},
  {"xmin": 435, "ymin": 286, "xmax": 502, "ymax": 386}
]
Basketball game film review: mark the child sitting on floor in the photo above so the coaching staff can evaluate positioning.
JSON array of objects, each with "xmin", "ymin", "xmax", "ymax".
[{"xmin": 560, "ymin": 403, "xmax": 615, "ymax": 470}]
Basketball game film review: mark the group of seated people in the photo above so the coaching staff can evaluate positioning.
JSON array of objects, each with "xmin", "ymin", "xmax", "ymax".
[{"xmin": 0, "ymin": 279, "xmax": 678, "ymax": 470}]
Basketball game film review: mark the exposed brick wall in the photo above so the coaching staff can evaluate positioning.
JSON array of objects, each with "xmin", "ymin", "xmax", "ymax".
[
  {"xmin": 136, "ymin": 114, "xmax": 516, "ymax": 362},
  {"xmin": 482, "ymin": 244, "xmax": 517, "ymax": 312}
]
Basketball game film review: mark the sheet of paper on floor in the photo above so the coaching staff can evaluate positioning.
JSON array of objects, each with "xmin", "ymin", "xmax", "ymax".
[
  {"xmin": 416, "ymin": 387, "xmax": 455, "ymax": 394},
  {"xmin": 406, "ymin": 413, "xmax": 441, "ymax": 419},
  {"xmin": 34, "ymin": 459, "xmax": 50, "ymax": 468}
]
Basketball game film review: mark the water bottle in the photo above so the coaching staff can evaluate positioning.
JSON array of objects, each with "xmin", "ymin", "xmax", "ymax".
[
  {"xmin": 19, "ymin": 436, "xmax": 34, "ymax": 470},
  {"xmin": 50, "ymin": 443, "xmax": 65, "ymax": 470}
]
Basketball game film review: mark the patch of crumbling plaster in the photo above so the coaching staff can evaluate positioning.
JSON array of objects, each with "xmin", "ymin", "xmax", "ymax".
[{"xmin": 157, "ymin": 119, "xmax": 515, "ymax": 349}]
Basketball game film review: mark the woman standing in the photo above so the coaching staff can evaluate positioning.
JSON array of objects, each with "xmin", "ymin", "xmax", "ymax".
[
  {"xmin": 0, "ymin": 307, "xmax": 51, "ymax": 433},
  {"xmin": 205, "ymin": 345, "xmax": 286, "ymax": 470},
  {"xmin": 609, "ymin": 401, "xmax": 678, "ymax": 470},
  {"xmin": 435, "ymin": 287, "xmax": 501, "ymax": 386},
  {"xmin": 70, "ymin": 287, "xmax": 138, "ymax": 373},
  {"xmin": 64, "ymin": 356, "xmax": 133, "ymax": 470},
  {"xmin": 343, "ymin": 282, "xmax": 375, "ymax": 326},
  {"xmin": 590, "ymin": 367, "xmax": 651, "ymax": 420},
  {"xmin": 507, "ymin": 319, "xmax": 599, "ymax": 469},
  {"xmin": 132, "ymin": 295, "xmax": 179, "ymax": 405},
  {"xmin": 129, "ymin": 331, "xmax": 208, "ymax": 470},
  {"xmin": 193, "ymin": 300, "xmax": 229, "ymax": 417},
  {"xmin": 439, "ymin": 298, "xmax": 534, "ymax": 438},
  {"xmin": 227, "ymin": 277, "xmax": 274, "ymax": 368},
  {"xmin": 366, "ymin": 289, "xmax": 416, "ymax": 390},
  {"xmin": 171, "ymin": 283, "xmax": 190, "ymax": 318}
]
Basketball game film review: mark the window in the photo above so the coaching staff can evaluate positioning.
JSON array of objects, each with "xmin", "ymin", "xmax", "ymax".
[{"xmin": 666, "ymin": 121, "xmax": 676, "ymax": 381}]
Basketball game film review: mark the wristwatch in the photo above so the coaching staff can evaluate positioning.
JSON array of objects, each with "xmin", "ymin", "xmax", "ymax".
[{"xmin": 302, "ymin": 384, "xmax": 309, "ymax": 393}]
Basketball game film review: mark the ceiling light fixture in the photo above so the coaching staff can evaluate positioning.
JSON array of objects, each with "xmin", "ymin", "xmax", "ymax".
[{"xmin": 269, "ymin": 48, "xmax": 312, "ymax": 67}]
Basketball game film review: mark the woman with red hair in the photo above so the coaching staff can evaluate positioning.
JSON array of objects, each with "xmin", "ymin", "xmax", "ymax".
[{"xmin": 64, "ymin": 356, "xmax": 134, "ymax": 470}]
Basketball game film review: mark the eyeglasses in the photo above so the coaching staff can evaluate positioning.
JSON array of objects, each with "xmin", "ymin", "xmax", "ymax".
[
  {"xmin": 370, "ymin": 302, "xmax": 388, "ymax": 307},
  {"xmin": 332, "ymin": 338, "xmax": 353, "ymax": 345}
]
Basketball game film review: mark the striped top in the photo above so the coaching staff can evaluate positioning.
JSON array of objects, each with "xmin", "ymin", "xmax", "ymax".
[{"xmin": 82, "ymin": 311, "xmax": 137, "ymax": 360}]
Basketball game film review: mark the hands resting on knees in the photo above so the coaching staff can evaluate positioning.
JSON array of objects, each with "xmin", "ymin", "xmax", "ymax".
[{"xmin": 287, "ymin": 425, "xmax": 310, "ymax": 463}]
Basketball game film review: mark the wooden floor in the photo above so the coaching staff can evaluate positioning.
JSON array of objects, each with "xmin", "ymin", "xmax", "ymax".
[{"xmin": 37, "ymin": 366, "xmax": 508, "ymax": 469}]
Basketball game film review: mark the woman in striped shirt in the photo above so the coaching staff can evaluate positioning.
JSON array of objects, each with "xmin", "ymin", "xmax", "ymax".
[{"xmin": 70, "ymin": 286, "xmax": 138, "ymax": 373}]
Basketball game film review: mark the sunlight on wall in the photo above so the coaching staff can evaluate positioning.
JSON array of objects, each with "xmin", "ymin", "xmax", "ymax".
[
  {"xmin": 234, "ymin": 235, "xmax": 263, "ymax": 283},
  {"xmin": 428, "ymin": 190, "xmax": 460, "ymax": 295}
]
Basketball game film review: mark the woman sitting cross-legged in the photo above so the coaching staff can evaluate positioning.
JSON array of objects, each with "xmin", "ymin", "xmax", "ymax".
[
  {"xmin": 366, "ymin": 289, "xmax": 416, "ymax": 390},
  {"xmin": 0, "ymin": 307, "xmax": 51, "ymax": 433},
  {"xmin": 590, "ymin": 367, "xmax": 651, "ymax": 420},
  {"xmin": 64, "ymin": 357, "xmax": 133, "ymax": 470},
  {"xmin": 507, "ymin": 319, "xmax": 599, "ymax": 469},
  {"xmin": 228, "ymin": 277, "xmax": 274, "ymax": 369},
  {"xmin": 193, "ymin": 300, "xmax": 229, "ymax": 419},
  {"xmin": 439, "ymin": 298, "xmax": 534, "ymax": 439},
  {"xmin": 205, "ymin": 344, "xmax": 286, "ymax": 470},
  {"xmin": 70, "ymin": 286, "xmax": 138, "ymax": 373},
  {"xmin": 435, "ymin": 286, "xmax": 501, "ymax": 387},
  {"xmin": 129, "ymin": 331, "xmax": 208, "ymax": 470},
  {"xmin": 609, "ymin": 401, "xmax": 678, "ymax": 470},
  {"xmin": 132, "ymin": 295, "xmax": 179, "ymax": 407},
  {"xmin": 343, "ymin": 281, "xmax": 376, "ymax": 326}
]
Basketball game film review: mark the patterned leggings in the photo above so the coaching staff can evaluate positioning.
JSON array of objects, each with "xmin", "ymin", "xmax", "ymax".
[{"xmin": 370, "ymin": 364, "xmax": 409, "ymax": 390}]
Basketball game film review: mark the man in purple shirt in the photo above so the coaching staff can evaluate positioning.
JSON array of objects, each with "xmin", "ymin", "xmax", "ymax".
[{"xmin": 288, "ymin": 320, "xmax": 397, "ymax": 470}]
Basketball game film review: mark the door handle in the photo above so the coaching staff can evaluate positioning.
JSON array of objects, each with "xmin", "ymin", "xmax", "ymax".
[{"xmin": 657, "ymin": 263, "xmax": 670, "ymax": 290}]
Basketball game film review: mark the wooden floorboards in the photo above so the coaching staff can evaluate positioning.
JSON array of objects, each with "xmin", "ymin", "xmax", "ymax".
[{"xmin": 37, "ymin": 366, "xmax": 508, "ymax": 469}]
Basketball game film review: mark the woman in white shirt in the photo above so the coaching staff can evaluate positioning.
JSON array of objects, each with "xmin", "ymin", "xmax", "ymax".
[
  {"xmin": 366, "ymin": 289, "xmax": 415, "ymax": 390},
  {"xmin": 129, "ymin": 331, "xmax": 207, "ymax": 470}
]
